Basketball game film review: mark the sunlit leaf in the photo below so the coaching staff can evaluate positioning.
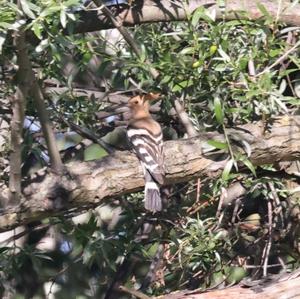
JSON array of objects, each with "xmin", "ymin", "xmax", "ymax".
[
  {"xmin": 213, "ymin": 95, "xmax": 224, "ymax": 124},
  {"xmin": 60, "ymin": 9, "xmax": 67, "ymax": 28},
  {"xmin": 218, "ymin": 47, "xmax": 230, "ymax": 62},
  {"xmin": 222, "ymin": 159, "xmax": 234, "ymax": 181},
  {"xmin": 32, "ymin": 22, "xmax": 42, "ymax": 39},
  {"xmin": 242, "ymin": 158, "xmax": 256, "ymax": 176},
  {"xmin": 207, "ymin": 140, "xmax": 228, "ymax": 150},
  {"xmin": 20, "ymin": 0, "xmax": 36, "ymax": 19},
  {"xmin": 84, "ymin": 144, "xmax": 108, "ymax": 161},
  {"xmin": 256, "ymin": 2, "xmax": 271, "ymax": 18}
]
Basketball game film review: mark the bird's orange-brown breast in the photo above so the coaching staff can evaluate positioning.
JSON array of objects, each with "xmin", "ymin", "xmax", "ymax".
[{"xmin": 129, "ymin": 117, "xmax": 162, "ymax": 136}]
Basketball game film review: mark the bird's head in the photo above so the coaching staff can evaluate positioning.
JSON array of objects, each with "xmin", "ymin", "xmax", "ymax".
[{"xmin": 128, "ymin": 92, "xmax": 160, "ymax": 111}]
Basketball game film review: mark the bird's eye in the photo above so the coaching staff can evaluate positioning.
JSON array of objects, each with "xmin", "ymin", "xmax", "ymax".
[{"xmin": 134, "ymin": 100, "xmax": 139, "ymax": 104}]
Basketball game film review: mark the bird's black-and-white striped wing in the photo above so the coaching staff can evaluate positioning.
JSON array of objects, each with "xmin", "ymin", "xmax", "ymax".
[
  {"xmin": 127, "ymin": 126, "xmax": 164, "ymax": 212},
  {"xmin": 127, "ymin": 127, "xmax": 164, "ymax": 184}
]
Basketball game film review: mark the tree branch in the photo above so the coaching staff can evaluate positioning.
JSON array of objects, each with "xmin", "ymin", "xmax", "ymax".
[
  {"xmin": 0, "ymin": 115, "xmax": 299, "ymax": 232},
  {"xmin": 30, "ymin": 80, "xmax": 64, "ymax": 174},
  {"xmin": 8, "ymin": 28, "xmax": 31, "ymax": 207},
  {"xmin": 10, "ymin": 9, "xmax": 64, "ymax": 181},
  {"xmin": 73, "ymin": 0, "xmax": 300, "ymax": 34},
  {"xmin": 157, "ymin": 269, "xmax": 300, "ymax": 299}
]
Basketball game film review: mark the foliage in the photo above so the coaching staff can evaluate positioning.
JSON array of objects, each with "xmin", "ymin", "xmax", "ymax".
[{"xmin": 0, "ymin": 1, "xmax": 300, "ymax": 298}]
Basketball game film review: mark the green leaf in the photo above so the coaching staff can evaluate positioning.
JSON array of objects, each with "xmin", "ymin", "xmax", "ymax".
[
  {"xmin": 66, "ymin": 12, "xmax": 76, "ymax": 21},
  {"xmin": 84, "ymin": 144, "xmax": 108, "ymax": 161},
  {"xmin": 242, "ymin": 158, "xmax": 256, "ymax": 176},
  {"xmin": 35, "ymin": 38, "xmax": 49, "ymax": 53},
  {"xmin": 191, "ymin": 7, "xmax": 205, "ymax": 27},
  {"xmin": 172, "ymin": 80, "xmax": 193, "ymax": 92},
  {"xmin": 191, "ymin": 6, "xmax": 213, "ymax": 25},
  {"xmin": 207, "ymin": 140, "xmax": 228, "ymax": 150},
  {"xmin": 256, "ymin": 2, "xmax": 271, "ymax": 18},
  {"xmin": 213, "ymin": 64, "xmax": 226, "ymax": 72},
  {"xmin": 269, "ymin": 48, "xmax": 281, "ymax": 58},
  {"xmin": 32, "ymin": 22, "xmax": 42, "ymax": 39},
  {"xmin": 40, "ymin": 6, "xmax": 61, "ymax": 17},
  {"xmin": 213, "ymin": 95, "xmax": 224, "ymax": 124},
  {"xmin": 160, "ymin": 75, "xmax": 171, "ymax": 84},
  {"xmin": 0, "ymin": 22, "xmax": 13, "ymax": 29},
  {"xmin": 180, "ymin": 47, "xmax": 194, "ymax": 55},
  {"xmin": 20, "ymin": 0, "xmax": 36, "ymax": 19},
  {"xmin": 222, "ymin": 159, "xmax": 234, "ymax": 181},
  {"xmin": 64, "ymin": 0, "xmax": 81, "ymax": 6},
  {"xmin": 217, "ymin": 47, "xmax": 230, "ymax": 62},
  {"xmin": 139, "ymin": 44, "xmax": 146, "ymax": 62},
  {"xmin": 60, "ymin": 9, "xmax": 67, "ymax": 28}
]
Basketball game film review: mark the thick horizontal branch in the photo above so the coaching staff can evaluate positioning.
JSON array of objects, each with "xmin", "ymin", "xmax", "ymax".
[
  {"xmin": 74, "ymin": 0, "xmax": 300, "ymax": 34},
  {"xmin": 158, "ymin": 270, "xmax": 300, "ymax": 299},
  {"xmin": 0, "ymin": 115, "xmax": 299, "ymax": 231}
]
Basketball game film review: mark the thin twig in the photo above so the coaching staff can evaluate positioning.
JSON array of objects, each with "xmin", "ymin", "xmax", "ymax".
[
  {"xmin": 262, "ymin": 200, "xmax": 273, "ymax": 277},
  {"xmin": 30, "ymin": 80, "xmax": 64, "ymax": 174},
  {"xmin": 0, "ymin": 223, "xmax": 50, "ymax": 245},
  {"xmin": 268, "ymin": 181, "xmax": 284, "ymax": 228},
  {"xmin": 255, "ymin": 40, "xmax": 300, "ymax": 77},
  {"xmin": 49, "ymin": 100, "xmax": 113, "ymax": 153},
  {"xmin": 216, "ymin": 187, "xmax": 226, "ymax": 219},
  {"xmin": 231, "ymin": 198, "xmax": 241, "ymax": 224},
  {"xmin": 118, "ymin": 285, "xmax": 151, "ymax": 299},
  {"xmin": 174, "ymin": 99, "xmax": 198, "ymax": 137},
  {"xmin": 195, "ymin": 178, "xmax": 201, "ymax": 203}
]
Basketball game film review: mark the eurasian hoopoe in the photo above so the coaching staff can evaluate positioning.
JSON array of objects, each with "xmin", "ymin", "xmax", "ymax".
[{"xmin": 127, "ymin": 93, "xmax": 165, "ymax": 212}]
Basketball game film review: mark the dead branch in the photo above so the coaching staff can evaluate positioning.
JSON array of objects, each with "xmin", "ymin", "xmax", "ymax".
[
  {"xmin": 73, "ymin": 0, "xmax": 300, "ymax": 34},
  {"xmin": 0, "ymin": 115, "xmax": 299, "ymax": 232}
]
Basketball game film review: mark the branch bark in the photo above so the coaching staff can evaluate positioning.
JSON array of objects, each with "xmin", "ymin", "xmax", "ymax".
[
  {"xmin": 8, "ymin": 7, "xmax": 64, "ymax": 208},
  {"xmin": 158, "ymin": 270, "xmax": 300, "ymax": 299},
  {"xmin": 8, "ymin": 28, "xmax": 31, "ymax": 207},
  {"xmin": 73, "ymin": 0, "xmax": 300, "ymax": 34},
  {"xmin": 0, "ymin": 115, "xmax": 299, "ymax": 232},
  {"xmin": 30, "ymin": 80, "xmax": 64, "ymax": 173}
]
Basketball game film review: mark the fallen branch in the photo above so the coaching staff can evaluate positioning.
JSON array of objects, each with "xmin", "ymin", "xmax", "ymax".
[
  {"xmin": 0, "ymin": 115, "xmax": 299, "ymax": 231},
  {"xmin": 73, "ymin": 0, "xmax": 300, "ymax": 34}
]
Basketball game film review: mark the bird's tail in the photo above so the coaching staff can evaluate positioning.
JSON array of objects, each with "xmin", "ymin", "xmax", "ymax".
[{"xmin": 144, "ymin": 181, "xmax": 162, "ymax": 212}]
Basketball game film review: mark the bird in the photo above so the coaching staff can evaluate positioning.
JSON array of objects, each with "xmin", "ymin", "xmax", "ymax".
[{"xmin": 127, "ymin": 92, "xmax": 165, "ymax": 212}]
